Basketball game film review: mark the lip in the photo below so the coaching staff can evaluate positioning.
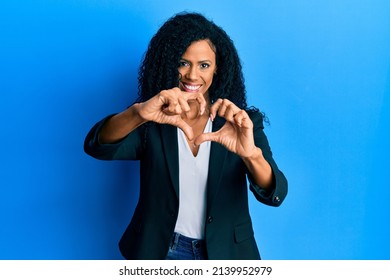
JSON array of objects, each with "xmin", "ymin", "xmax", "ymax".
[{"xmin": 180, "ymin": 82, "xmax": 202, "ymax": 93}]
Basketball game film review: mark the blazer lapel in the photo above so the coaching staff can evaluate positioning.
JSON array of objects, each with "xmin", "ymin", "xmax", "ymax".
[
  {"xmin": 160, "ymin": 124, "xmax": 179, "ymax": 199},
  {"xmin": 206, "ymin": 120, "xmax": 228, "ymax": 212}
]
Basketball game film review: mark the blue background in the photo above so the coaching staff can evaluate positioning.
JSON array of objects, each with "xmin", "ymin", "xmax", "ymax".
[{"xmin": 1, "ymin": 0, "xmax": 389, "ymax": 259}]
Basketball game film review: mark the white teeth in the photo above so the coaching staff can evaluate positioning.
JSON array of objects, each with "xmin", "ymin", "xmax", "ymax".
[{"xmin": 184, "ymin": 84, "xmax": 201, "ymax": 91}]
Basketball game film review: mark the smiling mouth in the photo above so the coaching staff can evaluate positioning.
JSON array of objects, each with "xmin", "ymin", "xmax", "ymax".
[{"xmin": 181, "ymin": 82, "xmax": 202, "ymax": 92}]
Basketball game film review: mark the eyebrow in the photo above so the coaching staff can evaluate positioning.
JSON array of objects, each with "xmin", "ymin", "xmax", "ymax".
[{"xmin": 180, "ymin": 58, "xmax": 213, "ymax": 64}]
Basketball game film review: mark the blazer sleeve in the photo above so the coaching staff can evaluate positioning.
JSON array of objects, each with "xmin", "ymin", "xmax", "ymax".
[
  {"xmin": 83, "ymin": 115, "xmax": 144, "ymax": 160},
  {"xmin": 246, "ymin": 111, "xmax": 288, "ymax": 207}
]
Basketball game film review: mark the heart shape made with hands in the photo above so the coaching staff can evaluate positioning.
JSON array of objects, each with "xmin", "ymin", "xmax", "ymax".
[{"xmin": 141, "ymin": 90, "xmax": 255, "ymax": 157}]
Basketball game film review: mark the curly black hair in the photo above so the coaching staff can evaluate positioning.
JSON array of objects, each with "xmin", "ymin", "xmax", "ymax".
[{"xmin": 136, "ymin": 12, "xmax": 250, "ymax": 110}]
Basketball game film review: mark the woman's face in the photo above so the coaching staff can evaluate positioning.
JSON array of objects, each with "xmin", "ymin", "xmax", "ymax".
[{"xmin": 178, "ymin": 40, "xmax": 217, "ymax": 101}]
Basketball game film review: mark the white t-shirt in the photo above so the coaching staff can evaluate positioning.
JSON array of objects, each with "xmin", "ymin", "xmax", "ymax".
[{"xmin": 174, "ymin": 118, "xmax": 212, "ymax": 239}]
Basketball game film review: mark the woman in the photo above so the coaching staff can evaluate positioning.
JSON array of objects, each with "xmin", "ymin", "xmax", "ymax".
[{"xmin": 84, "ymin": 12, "xmax": 287, "ymax": 260}]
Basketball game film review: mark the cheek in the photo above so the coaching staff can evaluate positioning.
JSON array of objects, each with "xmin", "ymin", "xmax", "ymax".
[
  {"xmin": 206, "ymin": 66, "xmax": 216, "ymax": 84},
  {"xmin": 206, "ymin": 73, "xmax": 215, "ymax": 85},
  {"xmin": 178, "ymin": 69, "xmax": 184, "ymax": 79},
  {"xmin": 204, "ymin": 72, "xmax": 214, "ymax": 84}
]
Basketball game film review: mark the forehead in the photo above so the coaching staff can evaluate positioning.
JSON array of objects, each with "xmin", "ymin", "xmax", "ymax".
[{"xmin": 182, "ymin": 40, "xmax": 216, "ymax": 59}]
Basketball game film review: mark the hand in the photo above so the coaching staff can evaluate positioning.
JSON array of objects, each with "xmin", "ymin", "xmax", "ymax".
[
  {"xmin": 138, "ymin": 87, "xmax": 207, "ymax": 140},
  {"xmin": 194, "ymin": 98, "xmax": 258, "ymax": 158}
]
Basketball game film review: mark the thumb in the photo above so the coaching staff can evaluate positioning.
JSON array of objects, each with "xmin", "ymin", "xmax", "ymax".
[
  {"xmin": 194, "ymin": 132, "xmax": 219, "ymax": 146},
  {"xmin": 176, "ymin": 119, "xmax": 194, "ymax": 141}
]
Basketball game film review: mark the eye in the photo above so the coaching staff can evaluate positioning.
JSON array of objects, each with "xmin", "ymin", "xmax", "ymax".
[
  {"xmin": 179, "ymin": 60, "xmax": 190, "ymax": 67},
  {"xmin": 200, "ymin": 63, "xmax": 210, "ymax": 69}
]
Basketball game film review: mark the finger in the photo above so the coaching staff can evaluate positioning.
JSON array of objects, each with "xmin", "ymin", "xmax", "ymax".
[
  {"xmin": 223, "ymin": 104, "xmax": 237, "ymax": 122},
  {"xmin": 163, "ymin": 102, "xmax": 182, "ymax": 115},
  {"xmin": 168, "ymin": 99, "xmax": 179, "ymax": 113},
  {"xmin": 212, "ymin": 99, "xmax": 240, "ymax": 122},
  {"xmin": 209, "ymin": 99, "xmax": 223, "ymax": 121},
  {"xmin": 216, "ymin": 99, "xmax": 229, "ymax": 117},
  {"xmin": 196, "ymin": 94, "xmax": 207, "ymax": 115},
  {"xmin": 167, "ymin": 95, "xmax": 188, "ymax": 116},
  {"xmin": 160, "ymin": 87, "xmax": 182, "ymax": 107},
  {"xmin": 235, "ymin": 110, "xmax": 253, "ymax": 128},
  {"xmin": 234, "ymin": 111, "xmax": 244, "ymax": 127},
  {"xmin": 177, "ymin": 97, "xmax": 191, "ymax": 118},
  {"xmin": 175, "ymin": 118, "xmax": 194, "ymax": 140},
  {"xmin": 183, "ymin": 92, "xmax": 207, "ymax": 115},
  {"xmin": 158, "ymin": 90, "xmax": 179, "ymax": 113},
  {"xmin": 233, "ymin": 111, "xmax": 247, "ymax": 127},
  {"xmin": 178, "ymin": 96, "xmax": 191, "ymax": 112},
  {"xmin": 194, "ymin": 132, "xmax": 219, "ymax": 146}
]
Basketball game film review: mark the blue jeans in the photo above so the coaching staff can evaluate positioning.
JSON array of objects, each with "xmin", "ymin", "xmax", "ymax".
[{"xmin": 165, "ymin": 232, "xmax": 208, "ymax": 260}]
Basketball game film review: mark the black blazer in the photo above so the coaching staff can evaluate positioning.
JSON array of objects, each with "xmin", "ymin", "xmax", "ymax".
[{"xmin": 84, "ymin": 111, "xmax": 287, "ymax": 260}]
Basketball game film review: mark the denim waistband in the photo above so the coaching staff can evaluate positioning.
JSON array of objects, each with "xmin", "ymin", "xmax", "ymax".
[
  {"xmin": 171, "ymin": 232, "xmax": 205, "ymax": 245},
  {"xmin": 167, "ymin": 232, "xmax": 207, "ymax": 260}
]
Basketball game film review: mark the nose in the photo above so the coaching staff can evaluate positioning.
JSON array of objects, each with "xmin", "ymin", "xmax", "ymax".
[{"xmin": 185, "ymin": 66, "xmax": 199, "ymax": 81}]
